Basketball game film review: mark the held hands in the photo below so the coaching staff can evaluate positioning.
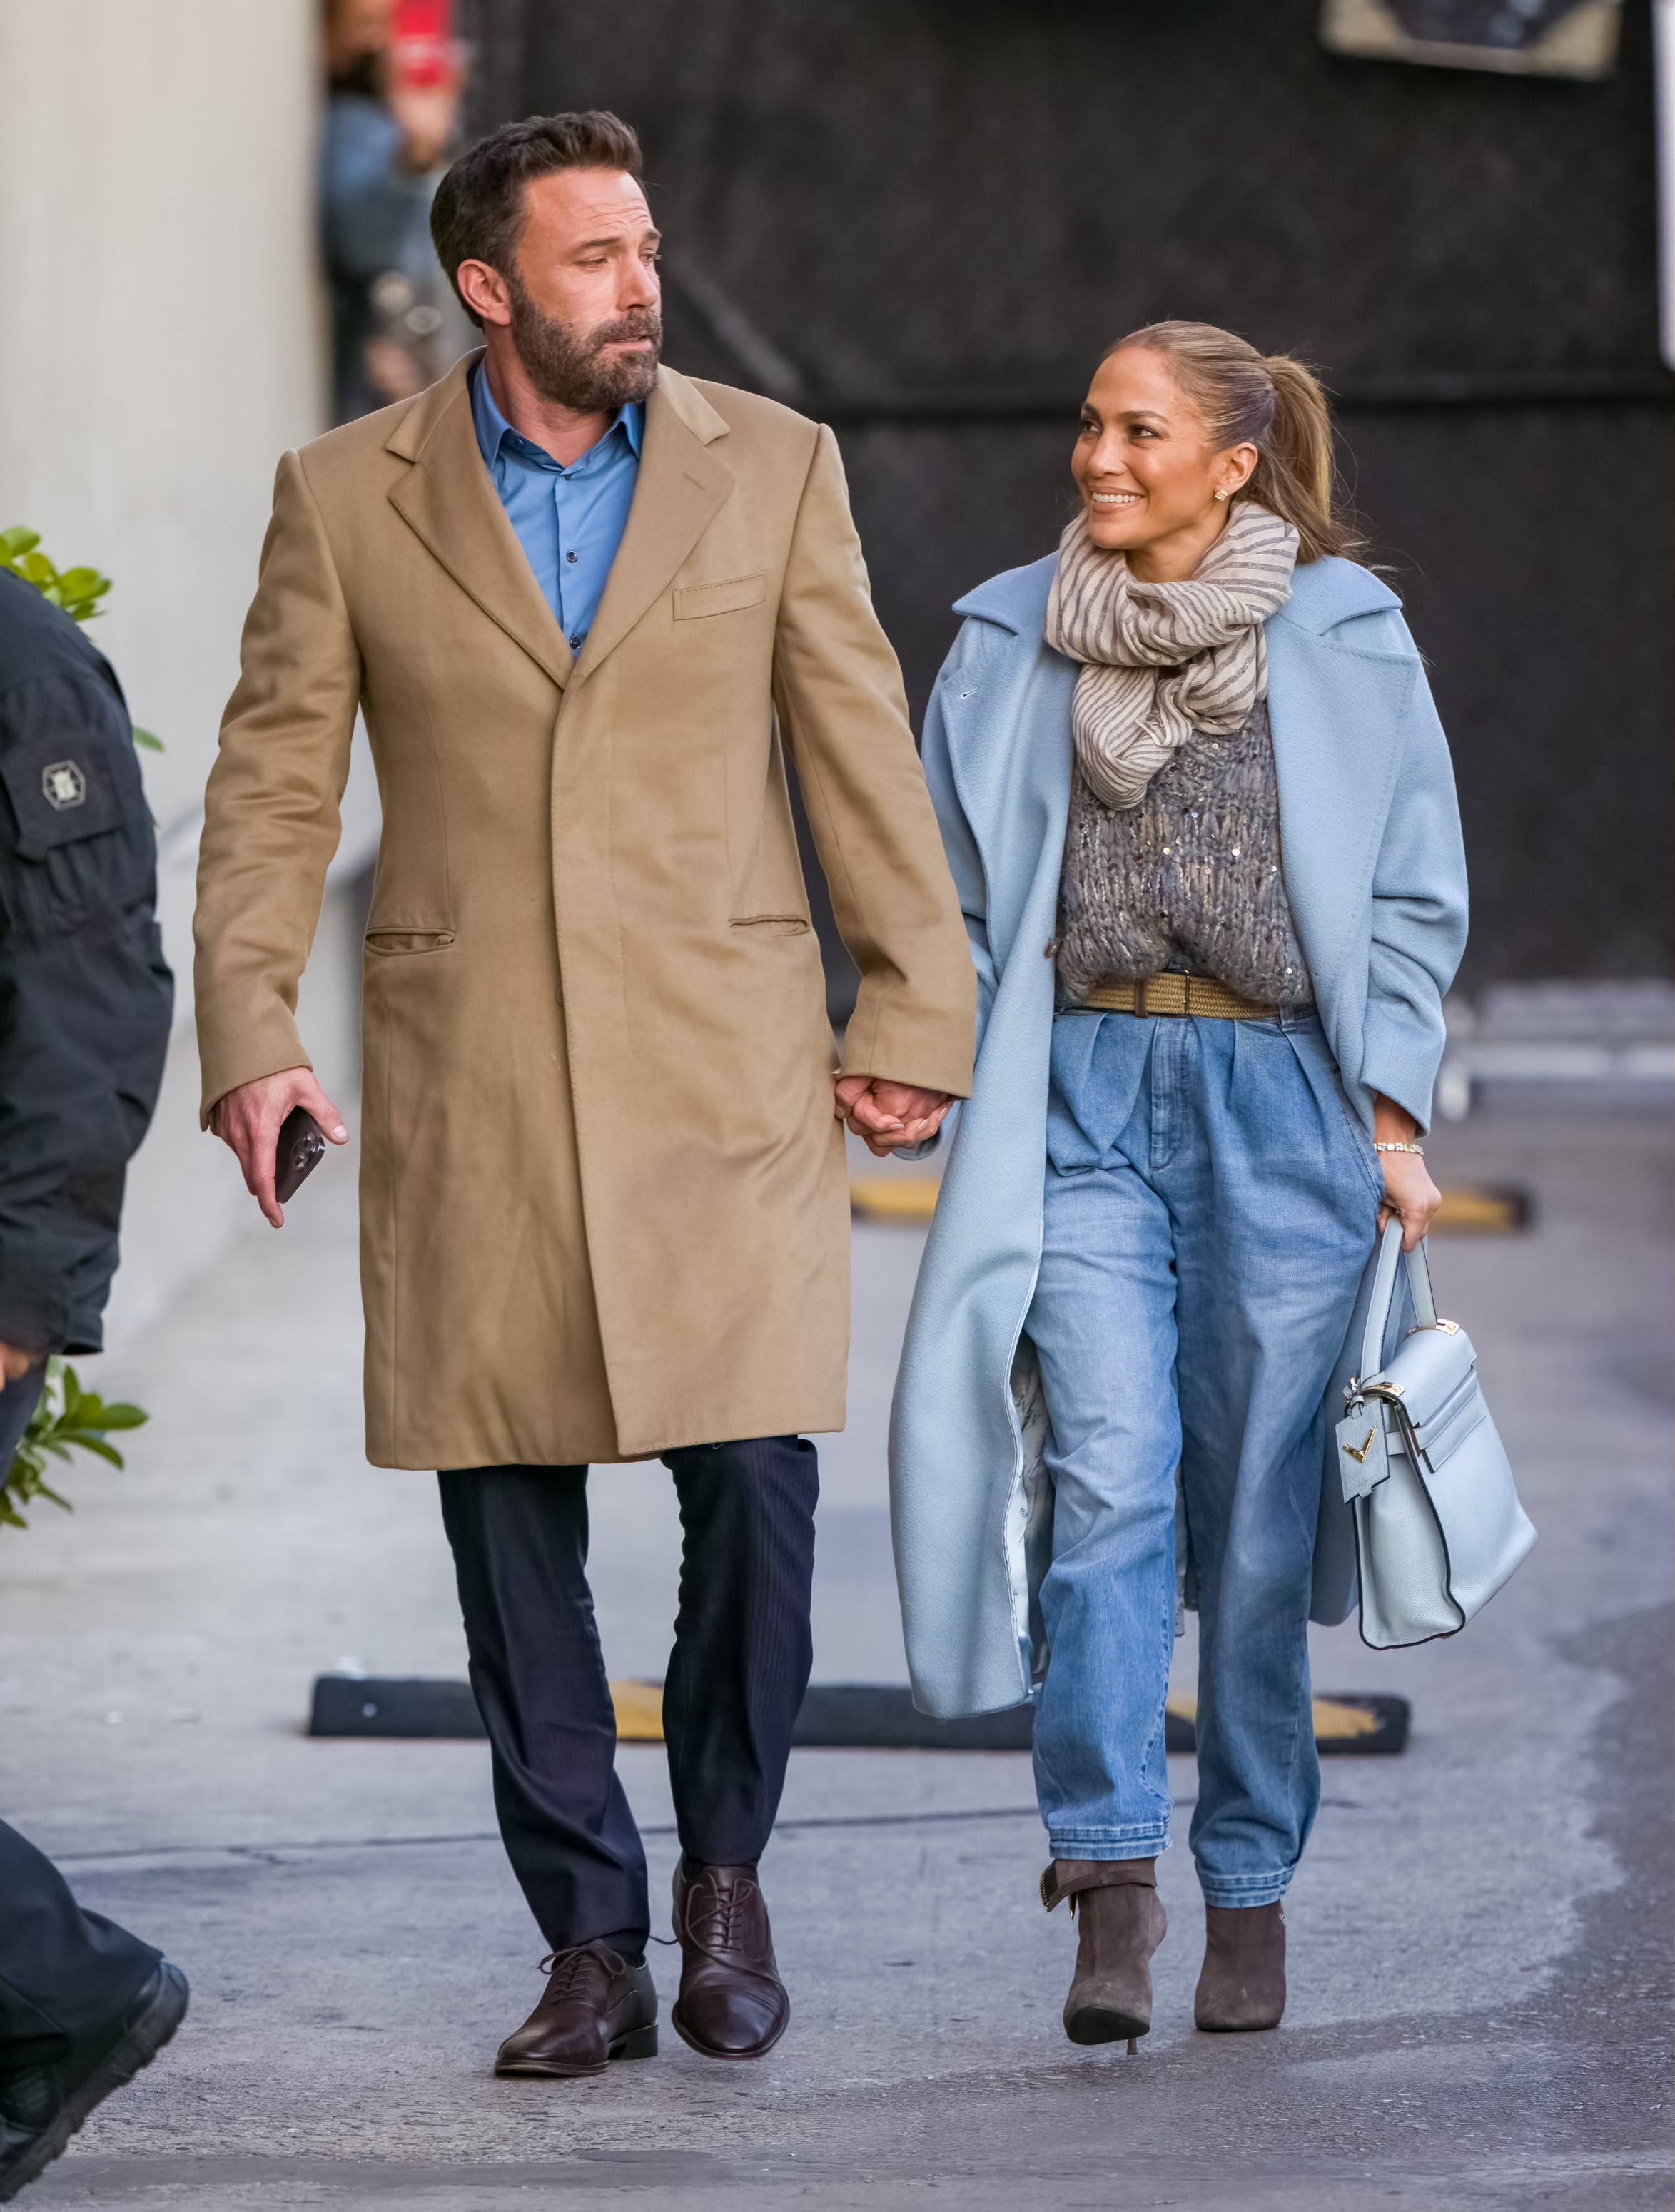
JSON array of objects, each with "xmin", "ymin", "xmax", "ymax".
[
  {"xmin": 210, "ymin": 1068, "xmax": 348, "ymax": 1229},
  {"xmin": 834, "ymin": 1075, "xmax": 953, "ymax": 1158},
  {"xmin": 1371, "ymin": 1093, "xmax": 1441, "ymax": 1253}
]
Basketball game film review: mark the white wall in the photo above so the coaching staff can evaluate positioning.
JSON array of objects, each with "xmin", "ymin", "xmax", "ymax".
[{"xmin": 0, "ymin": 1, "xmax": 380, "ymax": 1344}]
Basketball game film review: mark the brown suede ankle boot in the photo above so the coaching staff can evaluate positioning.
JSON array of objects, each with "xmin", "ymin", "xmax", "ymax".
[
  {"xmin": 1194, "ymin": 1902, "xmax": 1286, "ymax": 2031},
  {"xmin": 1041, "ymin": 1858, "xmax": 1166, "ymax": 2050}
]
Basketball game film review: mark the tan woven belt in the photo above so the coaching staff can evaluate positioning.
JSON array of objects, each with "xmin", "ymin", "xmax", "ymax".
[{"xmin": 1080, "ymin": 972, "xmax": 1277, "ymax": 1021}]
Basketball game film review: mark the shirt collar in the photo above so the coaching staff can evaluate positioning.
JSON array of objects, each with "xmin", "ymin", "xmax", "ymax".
[{"xmin": 470, "ymin": 357, "xmax": 643, "ymax": 472}]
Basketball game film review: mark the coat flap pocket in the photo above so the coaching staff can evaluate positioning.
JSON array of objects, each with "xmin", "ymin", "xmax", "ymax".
[
  {"xmin": 364, "ymin": 927, "xmax": 455, "ymax": 956},
  {"xmin": 0, "ymin": 674, "xmax": 137, "ymax": 858},
  {"xmin": 672, "ymin": 572, "xmax": 767, "ymax": 622},
  {"xmin": 729, "ymin": 913, "xmax": 810, "ymax": 935}
]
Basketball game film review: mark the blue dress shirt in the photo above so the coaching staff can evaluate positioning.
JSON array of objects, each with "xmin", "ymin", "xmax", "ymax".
[{"xmin": 469, "ymin": 360, "xmax": 643, "ymax": 654}]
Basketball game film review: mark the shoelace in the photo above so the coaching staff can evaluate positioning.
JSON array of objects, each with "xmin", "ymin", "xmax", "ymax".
[
  {"xmin": 682, "ymin": 1872, "xmax": 761, "ymax": 1959},
  {"xmin": 539, "ymin": 1942, "xmax": 624, "ymax": 1999}
]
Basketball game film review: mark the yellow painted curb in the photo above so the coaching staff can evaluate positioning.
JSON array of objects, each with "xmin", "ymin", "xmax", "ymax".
[
  {"xmin": 851, "ymin": 1179, "xmax": 1528, "ymax": 1234},
  {"xmin": 849, "ymin": 1177, "xmax": 939, "ymax": 1224},
  {"xmin": 619, "ymin": 1679, "xmax": 1387, "ymax": 1748},
  {"xmin": 1166, "ymin": 1690, "xmax": 1382, "ymax": 1742},
  {"xmin": 610, "ymin": 1680, "xmax": 664, "ymax": 1742}
]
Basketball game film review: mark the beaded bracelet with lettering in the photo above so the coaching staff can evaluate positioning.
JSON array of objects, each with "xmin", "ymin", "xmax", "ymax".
[{"xmin": 1372, "ymin": 1140, "xmax": 1424, "ymax": 1156}]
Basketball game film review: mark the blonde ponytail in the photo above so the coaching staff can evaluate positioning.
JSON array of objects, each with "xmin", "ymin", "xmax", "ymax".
[{"xmin": 1104, "ymin": 321, "xmax": 1365, "ymax": 566}]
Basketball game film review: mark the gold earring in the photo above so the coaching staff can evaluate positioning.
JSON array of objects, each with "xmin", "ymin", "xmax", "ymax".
[{"xmin": 1213, "ymin": 488, "xmax": 1229, "ymax": 502}]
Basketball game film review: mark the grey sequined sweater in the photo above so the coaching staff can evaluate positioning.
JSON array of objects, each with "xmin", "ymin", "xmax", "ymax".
[{"xmin": 1054, "ymin": 696, "xmax": 1314, "ymax": 1009}]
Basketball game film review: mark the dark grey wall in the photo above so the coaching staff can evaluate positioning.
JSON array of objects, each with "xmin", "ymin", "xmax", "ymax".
[{"xmin": 462, "ymin": 0, "xmax": 1671, "ymax": 988}]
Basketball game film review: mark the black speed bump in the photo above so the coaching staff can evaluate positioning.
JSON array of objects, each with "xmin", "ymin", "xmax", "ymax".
[
  {"xmin": 309, "ymin": 1676, "xmax": 1408, "ymax": 1755},
  {"xmin": 308, "ymin": 1674, "xmax": 483, "ymax": 1739}
]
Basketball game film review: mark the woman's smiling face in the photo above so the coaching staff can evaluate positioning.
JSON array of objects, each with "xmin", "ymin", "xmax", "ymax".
[{"xmin": 1071, "ymin": 346, "xmax": 1257, "ymax": 582}]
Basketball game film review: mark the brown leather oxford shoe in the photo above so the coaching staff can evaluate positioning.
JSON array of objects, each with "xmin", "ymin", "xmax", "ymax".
[
  {"xmin": 669, "ymin": 1859, "xmax": 790, "ymax": 2060},
  {"xmin": 494, "ymin": 1942, "xmax": 658, "ymax": 2078}
]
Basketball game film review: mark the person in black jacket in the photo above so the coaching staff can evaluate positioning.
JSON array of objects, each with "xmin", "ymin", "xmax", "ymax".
[{"xmin": 0, "ymin": 568, "xmax": 186, "ymax": 2203}]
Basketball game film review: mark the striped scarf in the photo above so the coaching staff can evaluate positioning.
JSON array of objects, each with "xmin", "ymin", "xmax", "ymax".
[{"xmin": 1044, "ymin": 499, "xmax": 1299, "ymax": 811}]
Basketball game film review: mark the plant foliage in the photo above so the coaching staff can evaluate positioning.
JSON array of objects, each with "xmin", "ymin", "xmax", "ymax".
[
  {"xmin": 1, "ymin": 527, "xmax": 163, "ymax": 751},
  {"xmin": 1, "ymin": 1358, "xmax": 148, "ymax": 1532}
]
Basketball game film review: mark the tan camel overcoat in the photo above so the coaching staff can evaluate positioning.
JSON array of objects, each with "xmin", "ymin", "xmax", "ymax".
[{"xmin": 194, "ymin": 357, "xmax": 974, "ymax": 1469}]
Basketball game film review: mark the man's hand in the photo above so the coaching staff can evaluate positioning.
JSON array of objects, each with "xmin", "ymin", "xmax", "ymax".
[
  {"xmin": 834, "ymin": 1076, "xmax": 953, "ymax": 1159},
  {"xmin": 210, "ymin": 1068, "xmax": 348, "ymax": 1229},
  {"xmin": 0, "ymin": 1341, "xmax": 40, "ymax": 1386}
]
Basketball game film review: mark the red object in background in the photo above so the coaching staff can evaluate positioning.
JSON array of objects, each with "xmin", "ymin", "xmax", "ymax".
[{"xmin": 393, "ymin": 0, "xmax": 452, "ymax": 87}]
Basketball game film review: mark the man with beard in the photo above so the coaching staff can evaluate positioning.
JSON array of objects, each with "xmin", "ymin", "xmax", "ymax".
[{"xmin": 193, "ymin": 111, "xmax": 973, "ymax": 2076}]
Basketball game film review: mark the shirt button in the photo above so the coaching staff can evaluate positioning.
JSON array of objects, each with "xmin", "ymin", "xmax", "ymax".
[{"xmin": 566, "ymin": 550, "xmax": 577, "ymax": 563}]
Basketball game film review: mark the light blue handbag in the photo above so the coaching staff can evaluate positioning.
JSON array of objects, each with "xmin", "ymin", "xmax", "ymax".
[{"xmin": 1335, "ymin": 1220, "xmax": 1537, "ymax": 1649}]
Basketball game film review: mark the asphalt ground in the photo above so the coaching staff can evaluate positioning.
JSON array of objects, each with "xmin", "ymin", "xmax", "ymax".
[{"xmin": 1, "ymin": 1098, "xmax": 1670, "ymax": 2209}]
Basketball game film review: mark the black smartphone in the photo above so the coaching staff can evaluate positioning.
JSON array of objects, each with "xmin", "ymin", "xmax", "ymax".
[{"xmin": 275, "ymin": 1107, "xmax": 328, "ymax": 1203}]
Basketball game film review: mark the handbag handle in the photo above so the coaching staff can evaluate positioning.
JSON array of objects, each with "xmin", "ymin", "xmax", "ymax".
[{"xmin": 1359, "ymin": 1218, "xmax": 1437, "ymax": 1383}]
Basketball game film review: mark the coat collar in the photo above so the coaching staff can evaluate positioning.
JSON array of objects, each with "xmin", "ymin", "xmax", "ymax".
[
  {"xmin": 382, "ymin": 357, "xmax": 734, "ymax": 692},
  {"xmin": 385, "ymin": 352, "xmax": 575, "ymax": 690},
  {"xmin": 953, "ymin": 554, "xmax": 1057, "ymax": 637},
  {"xmin": 1275, "ymin": 554, "xmax": 1402, "ymax": 635}
]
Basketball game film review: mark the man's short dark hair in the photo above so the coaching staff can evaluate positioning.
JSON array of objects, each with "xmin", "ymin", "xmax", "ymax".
[{"xmin": 431, "ymin": 111, "xmax": 644, "ymax": 328}]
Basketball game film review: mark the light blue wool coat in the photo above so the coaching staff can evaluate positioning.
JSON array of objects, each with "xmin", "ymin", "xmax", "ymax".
[{"xmin": 889, "ymin": 551, "xmax": 1469, "ymax": 1719}]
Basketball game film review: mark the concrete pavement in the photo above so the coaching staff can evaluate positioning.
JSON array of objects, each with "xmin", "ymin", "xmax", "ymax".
[{"xmin": 1, "ymin": 1101, "xmax": 1670, "ymax": 2208}]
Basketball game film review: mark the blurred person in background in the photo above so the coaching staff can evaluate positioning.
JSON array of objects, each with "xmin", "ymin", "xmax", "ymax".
[
  {"xmin": 196, "ymin": 111, "xmax": 973, "ymax": 2081},
  {"xmin": 322, "ymin": 0, "xmax": 473, "ymax": 423},
  {"xmin": 0, "ymin": 569, "xmax": 185, "ymax": 2201},
  {"xmin": 893, "ymin": 322, "xmax": 1467, "ymax": 2051}
]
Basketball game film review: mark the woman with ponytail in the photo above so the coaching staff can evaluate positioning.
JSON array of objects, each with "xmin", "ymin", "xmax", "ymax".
[{"xmin": 891, "ymin": 323, "xmax": 1467, "ymax": 2048}]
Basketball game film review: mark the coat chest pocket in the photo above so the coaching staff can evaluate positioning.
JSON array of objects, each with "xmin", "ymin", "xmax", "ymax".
[{"xmin": 672, "ymin": 572, "xmax": 767, "ymax": 622}]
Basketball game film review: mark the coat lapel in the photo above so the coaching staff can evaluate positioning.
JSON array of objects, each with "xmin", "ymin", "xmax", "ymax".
[
  {"xmin": 570, "ymin": 370, "xmax": 734, "ymax": 685},
  {"xmin": 385, "ymin": 357, "xmax": 574, "ymax": 691}
]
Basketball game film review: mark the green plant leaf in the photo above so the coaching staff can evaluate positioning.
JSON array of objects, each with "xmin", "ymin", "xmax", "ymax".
[
  {"xmin": 131, "ymin": 726, "xmax": 164, "ymax": 753},
  {"xmin": 1, "ymin": 526, "xmax": 41, "ymax": 558},
  {"xmin": 60, "ymin": 1436, "xmax": 125, "ymax": 1468},
  {"xmin": 87, "ymin": 1402, "xmax": 148, "ymax": 1430},
  {"xmin": 3, "ymin": 1355, "xmax": 149, "ymax": 1533}
]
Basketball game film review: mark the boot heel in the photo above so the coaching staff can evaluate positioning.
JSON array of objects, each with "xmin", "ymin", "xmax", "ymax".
[{"xmin": 610, "ymin": 2024, "xmax": 659, "ymax": 2061}]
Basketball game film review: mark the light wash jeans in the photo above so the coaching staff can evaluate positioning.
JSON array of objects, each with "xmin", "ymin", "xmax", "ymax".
[{"xmin": 1026, "ymin": 1007, "xmax": 1382, "ymax": 1906}]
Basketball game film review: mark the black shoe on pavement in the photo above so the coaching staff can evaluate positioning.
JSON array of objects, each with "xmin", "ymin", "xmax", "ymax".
[{"xmin": 0, "ymin": 1960, "xmax": 189, "ymax": 2203}]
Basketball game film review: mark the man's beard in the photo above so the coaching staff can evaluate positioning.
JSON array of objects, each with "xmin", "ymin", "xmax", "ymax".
[{"xmin": 505, "ymin": 275, "xmax": 662, "ymax": 412}]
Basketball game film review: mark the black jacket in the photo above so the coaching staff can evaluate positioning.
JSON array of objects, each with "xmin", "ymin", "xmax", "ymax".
[{"xmin": 0, "ymin": 572, "xmax": 173, "ymax": 1354}]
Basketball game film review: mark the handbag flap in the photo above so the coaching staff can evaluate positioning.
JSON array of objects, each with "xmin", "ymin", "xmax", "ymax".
[{"xmin": 1366, "ymin": 1322, "xmax": 1477, "ymax": 1434}]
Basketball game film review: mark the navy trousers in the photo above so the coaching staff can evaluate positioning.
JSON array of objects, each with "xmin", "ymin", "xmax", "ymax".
[
  {"xmin": 438, "ymin": 1436, "xmax": 818, "ymax": 1962},
  {"xmin": 0, "ymin": 1369, "xmax": 160, "ymax": 2069},
  {"xmin": 0, "ymin": 1824, "xmax": 160, "ymax": 2070}
]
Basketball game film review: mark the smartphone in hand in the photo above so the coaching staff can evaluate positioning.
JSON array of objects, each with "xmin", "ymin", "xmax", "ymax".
[
  {"xmin": 392, "ymin": 0, "xmax": 452, "ymax": 86},
  {"xmin": 275, "ymin": 1108, "xmax": 328, "ymax": 1204}
]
